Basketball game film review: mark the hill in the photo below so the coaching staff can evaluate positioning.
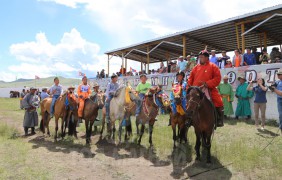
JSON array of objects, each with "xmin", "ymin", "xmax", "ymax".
[{"xmin": 0, "ymin": 76, "xmax": 80, "ymax": 88}]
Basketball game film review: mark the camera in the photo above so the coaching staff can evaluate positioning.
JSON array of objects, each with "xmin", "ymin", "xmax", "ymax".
[{"xmin": 269, "ymin": 81, "xmax": 278, "ymax": 92}]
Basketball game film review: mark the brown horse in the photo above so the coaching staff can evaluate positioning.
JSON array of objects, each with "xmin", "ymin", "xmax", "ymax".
[
  {"xmin": 185, "ymin": 86, "xmax": 216, "ymax": 163},
  {"xmin": 40, "ymin": 91, "xmax": 78, "ymax": 140},
  {"xmin": 136, "ymin": 88, "xmax": 163, "ymax": 146},
  {"xmin": 170, "ymin": 84, "xmax": 188, "ymax": 148},
  {"xmin": 81, "ymin": 92, "xmax": 104, "ymax": 144}
]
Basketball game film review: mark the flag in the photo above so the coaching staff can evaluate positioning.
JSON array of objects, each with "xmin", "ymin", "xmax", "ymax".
[
  {"xmin": 35, "ymin": 75, "xmax": 40, "ymax": 79},
  {"xmin": 78, "ymin": 71, "xmax": 85, "ymax": 76},
  {"xmin": 130, "ymin": 67, "xmax": 137, "ymax": 73}
]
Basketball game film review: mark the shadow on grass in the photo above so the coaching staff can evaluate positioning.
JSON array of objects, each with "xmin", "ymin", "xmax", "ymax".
[
  {"xmin": 28, "ymin": 136, "xmax": 95, "ymax": 158},
  {"xmin": 225, "ymin": 118, "xmax": 279, "ymax": 128},
  {"xmin": 95, "ymin": 137, "xmax": 171, "ymax": 167},
  {"xmin": 256, "ymin": 128, "xmax": 280, "ymax": 138}
]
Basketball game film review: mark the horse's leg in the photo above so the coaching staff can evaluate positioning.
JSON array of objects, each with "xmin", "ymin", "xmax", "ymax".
[
  {"xmin": 206, "ymin": 134, "xmax": 212, "ymax": 163},
  {"xmin": 118, "ymin": 120, "xmax": 122, "ymax": 143},
  {"xmin": 112, "ymin": 123, "xmax": 116, "ymax": 140},
  {"xmin": 61, "ymin": 116, "xmax": 65, "ymax": 138},
  {"xmin": 85, "ymin": 119, "xmax": 90, "ymax": 144},
  {"xmin": 149, "ymin": 123, "xmax": 154, "ymax": 146},
  {"xmin": 54, "ymin": 117, "xmax": 59, "ymax": 141},
  {"xmin": 195, "ymin": 132, "xmax": 201, "ymax": 161},
  {"xmin": 89, "ymin": 120, "xmax": 94, "ymax": 143},
  {"xmin": 47, "ymin": 117, "xmax": 50, "ymax": 136},
  {"xmin": 138, "ymin": 124, "xmax": 145, "ymax": 145},
  {"xmin": 136, "ymin": 118, "xmax": 139, "ymax": 135},
  {"xmin": 172, "ymin": 123, "xmax": 177, "ymax": 149}
]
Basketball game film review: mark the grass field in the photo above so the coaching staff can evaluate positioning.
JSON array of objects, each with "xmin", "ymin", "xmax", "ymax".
[{"xmin": 0, "ymin": 98, "xmax": 281, "ymax": 179}]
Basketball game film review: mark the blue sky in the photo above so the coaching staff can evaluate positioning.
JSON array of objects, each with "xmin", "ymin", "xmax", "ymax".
[{"xmin": 0, "ymin": 0, "xmax": 281, "ymax": 81}]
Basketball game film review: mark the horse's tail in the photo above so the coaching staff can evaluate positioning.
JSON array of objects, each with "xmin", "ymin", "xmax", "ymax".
[{"xmin": 40, "ymin": 111, "xmax": 49, "ymax": 133}]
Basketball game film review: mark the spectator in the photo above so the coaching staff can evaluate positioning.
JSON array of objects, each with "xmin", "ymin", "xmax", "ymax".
[
  {"xmin": 275, "ymin": 57, "xmax": 282, "ymax": 63},
  {"xmin": 218, "ymin": 51, "xmax": 230, "ymax": 69},
  {"xmin": 177, "ymin": 56, "xmax": 187, "ymax": 72},
  {"xmin": 224, "ymin": 59, "xmax": 233, "ymax": 68},
  {"xmin": 210, "ymin": 50, "xmax": 218, "ymax": 65},
  {"xmin": 259, "ymin": 48, "xmax": 270, "ymax": 64},
  {"xmin": 218, "ymin": 75, "xmax": 234, "ymax": 118},
  {"xmin": 159, "ymin": 62, "xmax": 166, "ymax": 73},
  {"xmin": 243, "ymin": 47, "xmax": 256, "ymax": 65},
  {"xmin": 171, "ymin": 61, "xmax": 178, "ymax": 73},
  {"xmin": 40, "ymin": 88, "xmax": 49, "ymax": 100},
  {"xmin": 20, "ymin": 89, "xmax": 26, "ymax": 109},
  {"xmin": 167, "ymin": 60, "xmax": 172, "ymax": 73},
  {"xmin": 235, "ymin": 76, "xmax": 254, "ymax": 120},
  {"xmin": 232, "ymin": 49, "xmax": 243, "ymax": 67},
  {"xmin": 247, "ymin": 78, "xmax": 268, "ymax": 130},
  {"xmin": 96, "ymin": 71, "xmax": 100, "ymax": 79},
  {"xmin": 100, "ymin": 69, "xmax": 105, "ymax": 78},
  {"xmin": 119, "ymin": 65, "xmax": 126, "ymax": 75},
  {"xmin": 252, "ymin": 47, "xmax": 261, "ymax": 64},
  {"xmin": 269, "ymin": 69, "xmax": 282, "ymax": 135},
  {"xmin": 270, "ymin": 47, "xmax": 282, "ymax": 63}
]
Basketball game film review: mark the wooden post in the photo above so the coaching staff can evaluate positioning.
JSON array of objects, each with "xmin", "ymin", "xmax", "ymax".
[
  {"xmin": 263, "ymin": 32, "xmax": 267, "ymax": 48},
  {"xmin": 183, "ymin": 36, "xmax": 186, "ymax": 57},
  {"xmin": 125, "ymin": 58, "xmax": 127, "ymax": 73},
  {"xmin": 147, "ymin": 46, "xmax": 150, "ymax": 74},
  {"xmin": 107, "ymin": 55, "xmax": 110, "ymax": 77},
  {"xmin": 235, "ymin": 24, "xmax": 240, "ymax": 49},
  {"xmin": 165, "ymin": 52, "xmax": 170, "ymax": 73},
  {"xmin": 280, "ymin": 44, "xmax": 282, "ymax": 52},
  {"xmin": 241, "ymin": 23, "xmax": 245, "ymax": 54},
  {"xmin": 121, "ymin": 53, "xmax": 124, "ymax": 75},
  {"xmin": 259, "ymin": 34, "xmax": 263, "ymax": 52}
]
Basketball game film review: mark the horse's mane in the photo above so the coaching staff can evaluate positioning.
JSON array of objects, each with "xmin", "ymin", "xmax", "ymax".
[{"xmin": 115, "ymin": 85, "xmax": 126, "ymax": 97}]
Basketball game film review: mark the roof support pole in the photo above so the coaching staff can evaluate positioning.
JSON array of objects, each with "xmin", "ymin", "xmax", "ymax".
[
  {"xmin": 263, "ymin": 32, "xmax": 267, "ymax": 48},
  {"xmin": 121, "ymin": 53, "xmax": 124, "ymax": 75},
  {"xmin": 241, "ymin": 23, "xmax": 245, "ymax": 54},
  {"xmin": 235, "ymin": 24, "xmax": 240, "ymax": 49},
  {"xmin": 182, "ymin": 36, "xmax": 186, "ymax": 57},
  {"xmin": 140, "ymin": 56, "xmax": 143, "ymax": 72},
  {"xmin": 107, "ymin": 54, "xmax": 110, "ymax": 77},
  {"xmin": 147, "ymin": 46, "xmax": 150, "ymax": 74},
  {"xmin": 165, "ymin": 52, "xmax": 170, "ymax": 73},
  {"xmin": 259, "ymin": 34, "xmax": 262, "ymax": 52},
  {"xmin": 280, "ymin": 44, "xmax": 282, "ymax": 52},
  {"xmin": 125, "ymin": 58, "xmax": 127, "ymax": 74}
]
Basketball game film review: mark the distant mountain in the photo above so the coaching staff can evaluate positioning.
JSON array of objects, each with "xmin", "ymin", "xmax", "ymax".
[{"xmin": 14, "ymin": 78, "xmax": 32, "ymax": 82}]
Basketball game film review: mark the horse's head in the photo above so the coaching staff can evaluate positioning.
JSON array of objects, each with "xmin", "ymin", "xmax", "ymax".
[
  {"xmin": 185, "ymin": 86, "xmax": 204, "ymax": 117},
  {"xmin": 66, "ymin": 91, "xmax": 78, "ymax": 114},
  {"xmin": 172, "ymin": 83, "xmax": 183, "ymax": 105},
  {"xmin": 146, "ymin": 87, "xmax": 157, "ymax": 97},
  {"xmin": 96, "ymin": 92, "xmax": 105, "ymax": 109}
]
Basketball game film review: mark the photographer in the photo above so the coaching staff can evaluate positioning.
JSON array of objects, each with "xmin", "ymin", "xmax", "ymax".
[
  {"xmin": 247, "ymin": 78, "xmax": 268, "ymax": 130},
  {"xmin": 269, "ymin": 69, "xmax": 282, "ymax": 134}
]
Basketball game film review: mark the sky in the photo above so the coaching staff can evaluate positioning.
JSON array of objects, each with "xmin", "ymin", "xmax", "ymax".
[{"xmin": 0, "ymin": 0, "xmax": 281, "ymax": 82}]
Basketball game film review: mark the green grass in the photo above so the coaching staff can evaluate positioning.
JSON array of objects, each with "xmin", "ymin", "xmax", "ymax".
[{"xmin": 0, "ymin": 98, "xmax": 282, "ymax": 179}]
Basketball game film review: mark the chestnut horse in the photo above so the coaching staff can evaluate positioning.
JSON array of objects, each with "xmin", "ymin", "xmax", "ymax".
[
  {"xmin": 185, "ymin": 86, "xmax": 216, "ymax": 163},
  {"xmin": 40, "ymin": 91, "xmax": 78, "ymax": 140}
]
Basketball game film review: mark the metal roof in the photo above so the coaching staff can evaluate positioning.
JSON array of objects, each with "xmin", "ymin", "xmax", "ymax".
[{"xmin": 105, "ymin": 4, "xmax": 282, "ymax": 63}]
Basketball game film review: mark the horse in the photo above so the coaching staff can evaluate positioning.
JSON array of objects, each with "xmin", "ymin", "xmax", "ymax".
[
  {"xmin": 136, "ymin": 87, "xmax": 163, "ymax": 146},
  {"xmin": 100, "ymin": 85, "xmax": 136, "ymax": 143},
  {"xmin": 185, "ymin": 86, "xmax": 216, "ymax": 163},
  {"xmin": 40, "ymin": 91, "xmax": 78, "ymax": 140},
  {"xmin": 170, "ymin": 84, "xmax": 188, "ymax": 148},
  {"xmin": 10, "ymin": 91, "xmax": 20, "ymax": 98},
  {"xmin": 81, "ymin": 92, "xmax": 105, "ymax": 144}
]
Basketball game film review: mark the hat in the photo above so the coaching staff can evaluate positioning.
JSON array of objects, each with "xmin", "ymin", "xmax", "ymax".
[
  {"xmin": 223, "ymin": 75, "xmax": 229, "ymax": 80},
  {"xmin": 186, "ymin": 55, "xmax": 191, "ymax": 58},
  {"xmin": 176, "ymin": 71, "xmax": 185, "ymax": 77},
  {"xmin": 211, "ymin": 50, "xmax": 216, "ymax": 53},
  {"xmin": 178, "ymin": 56, "xmax": 184, "ymax": 59},
  {"xmin": 198, "ymin": 50, "xmax": 209, "ymax": 57},
  {"xmin": 226, "ymin": 59, "xmax": 232, "ymax": 62},
  {"xmin": 237, "ymin": 76, "xmax": 246, "ymax": 81},
  {"xmin": 30, "ymin": 87, "xmax": 37, "ymax": 90},
  {"xmin": 140, "ymin": 74, "xmax": 147, "ymax": 78},
  {"xmin": 111, "ymin": 74, "xmax": 118, "ymax": 79},
  {"xmin": 221, "ymin": 50, "xmax": 226, "ymax": 53},
  {"xmin": 42, "ymin": 87, "xmax": 47, "ymax": 91},
  {"xmin": 93, "ymin": 82, "xmax": 99, "ymax": 87},
  {"xmin": 68, "ymin": 86, "xmax": 75, "ymax": 90},
  {"xmin": 277, "ymin": 69, "xmax": 282, "ymax": 75}
]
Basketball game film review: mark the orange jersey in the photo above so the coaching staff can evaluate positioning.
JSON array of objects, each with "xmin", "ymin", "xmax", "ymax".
[
  {"xmin": 188, "ymin": 61, "xmax": 223, "ymax": 107},
  {"xmin": 77, "ymin": 84, "xmax": 91, "ymax": 99}
]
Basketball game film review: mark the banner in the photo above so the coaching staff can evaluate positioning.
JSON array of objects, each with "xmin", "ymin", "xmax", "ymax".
[{"xmin": 92, "ymin": 64, "xmax": 282, "ymax": 91}]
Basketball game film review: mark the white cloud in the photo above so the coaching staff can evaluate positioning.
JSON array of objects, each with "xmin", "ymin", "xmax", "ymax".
[{"xmin": 2, "ymin": 28, "xmax": 105, "ymax": 82}]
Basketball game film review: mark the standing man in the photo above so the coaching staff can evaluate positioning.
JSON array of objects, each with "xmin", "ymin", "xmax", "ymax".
[
  {"xmin": 177, "ymin": 56, "xmax": 188, "ymax": 72},
  {"xmin": 235, "ymin": 77, "xmax": 254, "ymax": 120},
  {"xmin": 269, "ymin": 69, "xmax": 282, "ymax": 134},
  {"xmin": 22, "ymin": 87, "xmax": 40, "ymax": 136},
  {"xmin": 20, "ymin": 89, "xmax": 26, "ymax": 109},
  {"xmin": 105, "ymin": 74, "xmax": 119, "ymax": 122},
  {"xmin": 48, "ymin": 77, "xmax": 63, "ymax": 118},
  {"xmin": 77, "ymin": 76, "xmax": 91, "ymax": 120},
  {"xmin": 135, "ymin": 74, "xmax": 152, "ymax": 117},
  {"xmin": 40, "ymin": 88, "xmax": 49, "ymax": 100},
  {"xmin": 218, "ymin": 75, "xmax": 234, "ymax": 118},
  {"xmin": 252, "ymin": 47, "xmax": 261, "ymax": 65},
  {"xmin": 217, "ymin": 51, "xmax": 230, "ymax": 69},
  {"xmin": 188, "ymin": 50, "xmax": 224, "ymax": 127},
  {"xmin": 210, "ymin": 50, "xmax": 218, "ymax": 66},
  {"xmin": 243, "ymin": 47, "xmax": 256, "ymax": 65}
]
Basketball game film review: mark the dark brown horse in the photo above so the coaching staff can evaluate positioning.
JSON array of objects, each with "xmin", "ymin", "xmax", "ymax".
[
  {"xmin": 40, "ymin": 91, "xmax": 78, "ymax": 140},
  {"xmin": 136, "ymin": 88, "xmax": 163, "ymax": 146},
  {"xmin": 170, "ymin": 84, "xmax": 188, "ymax": 148},
  {"xmin": 81, "ymin": 92, "xmax": 104, "ymax": 144},
  {"xmin": 185, "ymin": 86, "xmax": 216, "ymax": 163}
]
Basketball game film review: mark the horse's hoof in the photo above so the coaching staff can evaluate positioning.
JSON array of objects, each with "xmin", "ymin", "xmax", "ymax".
[
  {"xmin": 195, "ymin": 157, "xmax": 201, "ymax": 161},
  {"xmin": 207, "ymin": 160, "xmax": 211, "ymax": 164}
]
